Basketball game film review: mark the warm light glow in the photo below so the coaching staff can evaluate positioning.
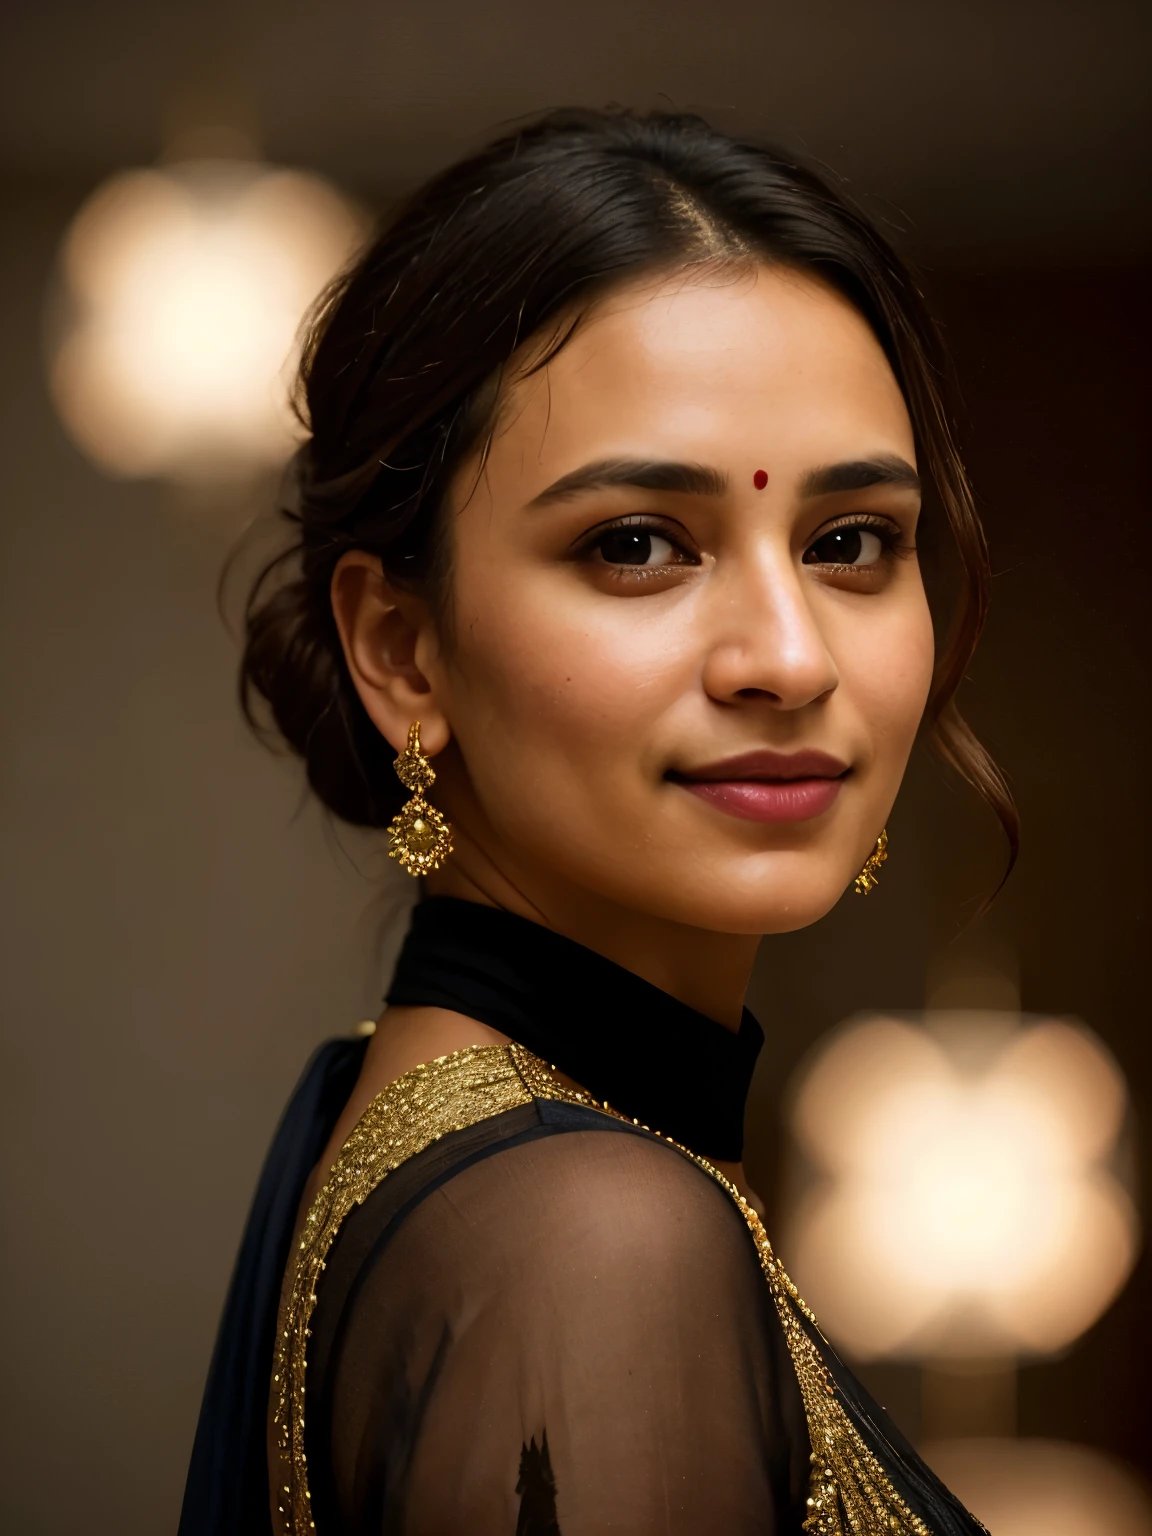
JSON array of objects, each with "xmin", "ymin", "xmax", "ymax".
[
  {"xmin": 924, "ymin": 1438, "xmax": 1152, "ymax": 1536},
  {"xmin": 786, "ymin": 1013, "xmax": 1138, "ymax": 1359},
  {"xmin": 48, "ymin": 160, "xmax": 367, "ymax": 480}
]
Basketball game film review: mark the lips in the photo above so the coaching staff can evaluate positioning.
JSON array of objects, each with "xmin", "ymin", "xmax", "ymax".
[{"xmin": 669, "ymin": 749, "xmax": 850, "ymax": 824}]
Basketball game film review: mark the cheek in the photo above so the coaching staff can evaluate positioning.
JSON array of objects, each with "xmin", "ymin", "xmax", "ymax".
[
  {"xmin": 442, "ymin": 570, "xmax": 694, "ymax": 791},
  {"xmin": 841, "ymin": 594, "xmax": 936, "ymax": 764}
]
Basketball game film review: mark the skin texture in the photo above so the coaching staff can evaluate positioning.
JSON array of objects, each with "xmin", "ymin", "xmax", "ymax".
[{"xmin": 316, "ymin": 263, "xmax": 935, "ymax": 1207}]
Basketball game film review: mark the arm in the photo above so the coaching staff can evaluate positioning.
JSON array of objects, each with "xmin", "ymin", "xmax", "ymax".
[{"xmin": 318, "ymin": 1120, "xmax": 810, "ymax": 1534}]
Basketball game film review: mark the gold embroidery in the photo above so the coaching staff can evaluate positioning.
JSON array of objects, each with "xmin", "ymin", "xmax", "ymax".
[
  {"xmin": 273, "ymin": 1042, "xmax": 955, "ymax": 1535},
  {"xmin": 271, "ymin": 1046, "xmax": 532, "ymax": 1533}
]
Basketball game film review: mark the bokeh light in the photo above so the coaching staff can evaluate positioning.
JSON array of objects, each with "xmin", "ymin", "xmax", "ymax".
[
  {"xmin": 924, "ymin": 1438, "xmax": 1152, "ymax": 1535},
  {"xmin": 48, "ymin": 159, "xmax": 367, "ymax": 481},
  {"xmin": 786, "ymin": 1012, "xmax": 1138, "ymax": 1359}
]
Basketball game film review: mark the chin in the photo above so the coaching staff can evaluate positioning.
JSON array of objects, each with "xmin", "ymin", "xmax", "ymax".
[
  {"xmin": 687, "ymin": 888, "xmax": 848, "ymax": 937},
  {"xmin": 600, "ymin": 852, "xmax": 859, "ymax": 937}
]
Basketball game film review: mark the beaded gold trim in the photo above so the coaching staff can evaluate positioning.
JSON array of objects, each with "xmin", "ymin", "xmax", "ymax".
[
  {"xmin": 272, "ymin": 1043, "xmax": 949, "ymax": 1535},
  {"xmin": 270, "ymin": 1046, "xmax": 533, "ymax": 1532}
]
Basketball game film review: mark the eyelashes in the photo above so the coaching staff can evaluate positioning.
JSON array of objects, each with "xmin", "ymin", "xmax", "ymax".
[
  {"xmin": 574, "ymin": 515, "xmax": 699, "ymax": 576},
  {"xmin": 802, "ymin": 514, "xmax": 911, "ymax": 570},
  {"xmin": 574, "ymin": 511, "xmax": 911, "ymax": 580}
]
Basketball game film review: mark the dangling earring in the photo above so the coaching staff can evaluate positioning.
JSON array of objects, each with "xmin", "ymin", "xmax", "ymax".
[
  {"xmin": 386, "ymin": 721, "xmax": 454, "ymax": 876},
  {"xmin": 854, "ymin": 828, "xmax": 888, "ymax": 895}
]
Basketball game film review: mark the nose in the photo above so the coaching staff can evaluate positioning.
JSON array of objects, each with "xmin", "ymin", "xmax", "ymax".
[{"xmin": 699, "ymin": 548, "xmax": 839, "ymax": 711}]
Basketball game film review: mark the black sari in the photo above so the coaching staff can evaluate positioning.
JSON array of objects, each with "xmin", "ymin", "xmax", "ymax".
[{"xmin": 181, "ymin": 899, "xmax": 986, "ymax": 1535}]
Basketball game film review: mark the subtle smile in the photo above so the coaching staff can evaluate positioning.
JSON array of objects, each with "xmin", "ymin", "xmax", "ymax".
[{"xmin": 668, "ymin": 749, "xmax": 850, "ymax": 824}]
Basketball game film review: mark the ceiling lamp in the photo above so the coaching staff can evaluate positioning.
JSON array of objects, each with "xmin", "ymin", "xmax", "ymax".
[
  {"xmin": 927, "ymin": 1438, "xmax": 1152, "ymax": 1536},
  {"xmin": 785, "ymin": 1011, "xmax": 1137, "ymax": 1360},
  {"xmin": 47, "ymin": 159, "xmax": 366, "ymax": 482}
]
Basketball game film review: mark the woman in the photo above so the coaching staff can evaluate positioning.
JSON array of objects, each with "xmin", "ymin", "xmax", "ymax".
[{"xmin": 181, "ymin": 109, "xmax": 1013, "ymax": 1535}]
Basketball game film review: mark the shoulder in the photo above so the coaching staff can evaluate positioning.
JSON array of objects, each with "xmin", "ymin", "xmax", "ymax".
[
  {"xmin": 390, "ymin": 1102, "xmax": 765, "ymax": 1295},
  {"xmin": 306, "ymin": 1105, "xmax": 812, "ymax": 1536},
  {"xmin": 310, "ymin": 1095, "xmax": 774, "ymax": 1361},
  {"xmin": 498, "ymin": 1104, "xmax": 740, "ymax": 1220}
]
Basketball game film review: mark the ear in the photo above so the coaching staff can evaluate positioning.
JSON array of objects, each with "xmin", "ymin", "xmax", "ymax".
[{"xmin": 330, "ymin": 551, "xmax": 450, "ymax": 756}]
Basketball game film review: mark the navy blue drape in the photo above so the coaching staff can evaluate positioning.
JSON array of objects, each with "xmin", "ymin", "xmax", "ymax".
[{"xmin": 178, "ymin": 1037, "xmax": 368, "ymax": 1536}]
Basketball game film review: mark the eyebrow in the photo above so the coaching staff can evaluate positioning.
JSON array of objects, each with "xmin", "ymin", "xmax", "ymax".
[
  {"xmin": 527, "ymin": 458, "xmax": 728, "ymax": 507},
  {"xmin": 800, "ymin": 454, "xmax": 921, "ymax": 497}
]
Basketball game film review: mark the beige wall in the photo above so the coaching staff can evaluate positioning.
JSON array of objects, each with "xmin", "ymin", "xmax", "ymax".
[{"xmin": 0, "ymin": 188, "xmax": 415, "ymax": 1533}]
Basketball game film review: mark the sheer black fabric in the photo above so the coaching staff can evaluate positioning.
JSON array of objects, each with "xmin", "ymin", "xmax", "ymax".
[{"xmin": 305, "ymin": 1098, "xmax": 812, "ymax": 1534}]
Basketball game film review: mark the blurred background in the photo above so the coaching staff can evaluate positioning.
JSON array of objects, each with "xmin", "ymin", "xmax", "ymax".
[{"xmin": 1, "ymin": 2, "xmax": 1149, "ymax": 1531}]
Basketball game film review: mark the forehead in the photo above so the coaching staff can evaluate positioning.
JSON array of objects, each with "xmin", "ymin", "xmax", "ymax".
[{"xmin": 481, "ymin": 265, "xmax": 914, "ymax": 499}]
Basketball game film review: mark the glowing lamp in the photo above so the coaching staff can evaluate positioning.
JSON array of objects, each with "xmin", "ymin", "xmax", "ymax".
[
  {"xmin": 48, "ymin": 160, "xmax": 366, "ymax": 481},
  {"xmin": 785, "ymin": 1012, "xmax": 1137, "ymax": 1360},
  {"xmin": 926, "ymin": 1438, "xmax": 1152, "ymax": 1536}
]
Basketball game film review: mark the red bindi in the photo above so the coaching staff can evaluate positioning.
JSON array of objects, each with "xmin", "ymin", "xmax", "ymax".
[{"xmin": 753, "ymin": 469, "xmax": 768, "ymax": 490}]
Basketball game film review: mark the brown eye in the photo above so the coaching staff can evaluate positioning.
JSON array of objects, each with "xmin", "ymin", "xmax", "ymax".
[
  {"xmin": 803, "ymin": 526, "xmax": 885, "ymax": 566},
  {"xmin": 596, "ymin": 527, "xmax": 682, "ymax": 567}
]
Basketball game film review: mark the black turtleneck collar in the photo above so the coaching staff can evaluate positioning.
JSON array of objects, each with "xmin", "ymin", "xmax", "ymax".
[{"xmin": 385, "ymin": 897, "xmax": 763, "ymax": 1161}]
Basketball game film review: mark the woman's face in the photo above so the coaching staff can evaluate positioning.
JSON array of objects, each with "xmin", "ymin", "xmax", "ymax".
[{"xmin": 402, "ymin": 265, "xmax": 933, "ymax": 935}]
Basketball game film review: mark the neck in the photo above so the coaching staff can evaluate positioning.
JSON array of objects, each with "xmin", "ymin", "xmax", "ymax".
[{"xmin": 426, "ymin": 847, "xmax": 760, "ymax": 1030}]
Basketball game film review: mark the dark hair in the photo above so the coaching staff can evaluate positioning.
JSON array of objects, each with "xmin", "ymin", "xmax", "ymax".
[{"xmin": 241, "ymin": 107, "xmax": 1018, "ymax": 872}]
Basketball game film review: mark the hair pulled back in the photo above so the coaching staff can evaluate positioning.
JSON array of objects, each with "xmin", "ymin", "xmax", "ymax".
[{"xmin": 241, "ymin": 107, "xmax": 1017, "ymax": 868}]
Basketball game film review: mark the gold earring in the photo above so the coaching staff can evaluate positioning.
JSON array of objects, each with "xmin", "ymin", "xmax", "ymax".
[
  {"xmin": 854, "ymin": 828, "xmax": 888, "ymax": 895},
  {"xmin": 386, "ymin": 722, "xmax": 454, "ymax": 876}
]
